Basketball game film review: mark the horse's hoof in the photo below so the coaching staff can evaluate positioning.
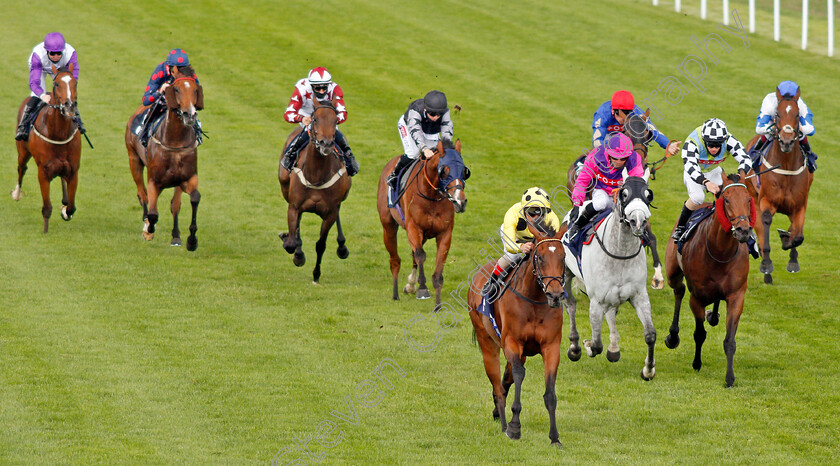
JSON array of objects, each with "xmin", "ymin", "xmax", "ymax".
[
  {"xmin": 11, "ymin": 188, "xmax": 21, "ymax": 201},
  {"xmin": 142, "ymin": 231, "xmax": 154, "ymax": 241},
  {"xmin": 606, "ymin": 350, "xmax": 621, "ymax": 362},
  {"xmin": 651, "ymin": 279, "xmax": 664, "ymax": 290},
  {"xmin": 171, "ymin": 238, "xmax": 182, "ymax": 247},
  {"xmin": 641, "ymin": 366, "xmax": 656, "ymax": 381},
  {"xmin": 550, "ymin": 441, "xmax": 563, "ymax": 450},
  {"xmin": 403, "ymin": 284, "xmax": 417, "ymax": 294},
  {"xmin": 725, "ymin": 377, "xmax": 735, "ymax": 388},
  {"xmin": 787, "ymin": 262, "xmax": 800, "ymax": 273},
  {"xmin": 337, "ymin": 245, "xmax": 349, "ymax": 259},
  {"xmin": 764, "ymin": 273, "xmax": 773, "ymax": 284},
  {"xmin": 60, "ymin": 206, "xmax": 72, "ymax": 221},
  {"xmin": 664, "ymin": 333, "xmax": 679, "ymax": 349},
  {"xmin": 186, "ymin": 236, "xmax": 197, "ymax": 251},
  {"xmin": 416, "ymin": 289, "xmax": 431, "ymax": 300},
  {"xmin": 293, "ymin": 251, "xmax": 306, "ymax": 267},
  {"xmin": 705, "ymin": 310, "xmax": 719, "ymax": 326},
  {"xmin": 760, "ymin": 261, "xmax": 774, "ymax": 275},
  {"xmin": 567, "ymin": 347, "xmax": 582, "ymax": 362},
  {"xmin": 692, "ymin": 360, "xmax": 702, "ymax": 371},
  {"xmin": 505, "ymin": 426, "xmax": 521, "ymax": 440},
  {"xmin": 492, "ymin": 409, "xmax": 500, "ymax": 421}
]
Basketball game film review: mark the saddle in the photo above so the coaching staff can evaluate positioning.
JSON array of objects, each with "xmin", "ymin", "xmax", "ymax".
[
  {"xmin": 564, "ymin": 210, "xmax": 611, "ymax": 272},
  {"xmin": 476, "ymin": 259, "xmax": 528, "ymax": 338},
  {"xmin": 131, "ymin": 105, "xmax": 166, "ymax": 145},
  {"xmin": 675, "ymin": 204, "xmax": 759, "ymax": 258},
  {"xmin": 19, "ymin": 101, "xmax": 47, "ymax": 138},
  {"xmin": 387, "ymin": 158, "xmax": 421, "ymax": 207}
]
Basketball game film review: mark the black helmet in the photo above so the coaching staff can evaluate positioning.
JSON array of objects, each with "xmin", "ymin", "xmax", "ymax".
[{"xmin": 423, "ymin": 90, "xmax": 448, "ymax": 114}]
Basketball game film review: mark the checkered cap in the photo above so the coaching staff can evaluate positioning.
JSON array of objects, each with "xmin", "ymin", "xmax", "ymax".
[{"xmin": 701, "ymin": 118, "xmax": 728, "ymax": 144}]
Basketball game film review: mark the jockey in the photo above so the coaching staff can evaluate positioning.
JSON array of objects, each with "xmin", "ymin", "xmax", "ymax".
[
  {"xmin": 386, "ymin": 90, "xmax": 454, "ymax": 190},
  {"xmin": 482, "ymin": 187, "xmax": 562, "ymax": 301},
  {"xmin": 751, "ymin": 80, "xmax": 817, "ymax": 172},
  {"xmin": 566, "ymin": 133, "xmax": 644, "ymax": 242},
  {"xmin": 138, "ymin": 49, "xmax": 202, "ymax": 147},
  {"xmin": 673, "ymin": 118, "xmax": 752, "ymax": 239},
  {"xmin": 592, "ymin": 90, "xmax": 680, "ymax": 155},
  {"xmin": 281, "ymin": 67, "xmax": 358, "ymax": 176},
  {"xmin": 16, "ymin": 32, "xmax": 84, "ymax": 141}
]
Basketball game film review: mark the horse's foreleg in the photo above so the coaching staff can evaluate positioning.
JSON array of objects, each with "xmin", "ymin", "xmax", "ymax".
[
  {"xmin": 784, "ymin": 208, "xmax": 806, "ymax": 273},
  {"xmin": 313, "ymin": 210, "xmax": 338, "ymax": 284},
  {"xmin": 37, "ymin": 168, "xmax": 52, "ymax": 234},
  {"xmin": 723, "ymin": 292, "xmax": 745, "ymax": 388},
  {"xmin": 170, "ymin": 187, "xmax": 183, "ymax": 247},
  {"xmin": 563, "ymin": 267, "xmax": 581, "ymax": 361},
  {"xmin": 630, "ymin": 291, "xmax": 656, "ymax": 380},
  {"xmin": 186, "ymin": 188, "xmax": 200, "ymax": 252},
  {"xmin": 584, "ymin": 301, "xmax": 605, "ymax": 357},
  {"xmin": 61, "ymin": 172, "xmax": 78, "ymax": 221},
  {"xmin": 405, "ymin": 226, "xmax": 429, "ymax": 300},
  {"xmin": 128, "ymin": 152, "xmax": 148, "ymax": 221},
  {"xmin": 688, "ymin": 295, "xmax": 707, "ymax": 372},
  {"xmin": 604, "ymin": 306, "xmax": 621, "ymax": 362},
  {"xmin": 431, "ymin": 230, "xmax": 453, "ymax": 309},
  {"xmin": 335, "ymin": 208, "xmax": 349, "ymax": 259},
  {"xmin": 759, "ymin": 208, "xmax": 775, "ymax": 284},
  {"xmin": 503, "ymin": 350, "xmax": 526, "ymax": 440},
  {"xmin": 541, "ymin": 344, "xmax": 562, "ymax": 448},
  {"xmin": 470, "ymin": 311, "xmax": 506, "ymax": 425},
  {"xmin": 646, "ymin": 225, "xmax": 664, "ymax": 289},
  {"xmin": 665, "ymin": 253, "xmax": 685, "ymax": 349},
  {"xmin": 144, "ymin": 180, "xmax": 160, "ymax": 241}
]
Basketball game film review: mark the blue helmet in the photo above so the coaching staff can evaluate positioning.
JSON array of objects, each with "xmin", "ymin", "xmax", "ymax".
[
  {"xmin": 165, "ymin": 49, "xmax": 190, "ymax": 67},
  {"xmin": 777, "ymin": 80, "xmax": 799, "ymax": 98}
]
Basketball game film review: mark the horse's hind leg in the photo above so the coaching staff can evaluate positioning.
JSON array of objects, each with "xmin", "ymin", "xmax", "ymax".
[
  {"xmin": 170, "ymin": 187, "xmax": 183, "ymax": 247},
  {"xmin": 688, "ymin": 296, "xmax": 707, "ymax": 372},
  {"xmin": 541, "ymin": 343, "xmax": 562, "ymax": 447},
  {"xmin": 723, "ymin": 293, "xmax": 745, "ymax": 387},
  {"xmin": 470, "ymin": 311, "xmax": 506, "ymax": 427},
  {"xmin": 144, "ymin": 180, "xmax": 161, "ymax": 241},
  {"xmin": 706, "ymin": 301, "xmax": 720, "ymax": 326},
  {"xmin": 313, "ymin": 210, "xmax": 338, "ymax": 284},
  {"xmin": 584, "ymin": 301, "xmax": 605, "ymax": 357},
  {"xmin": 783, "ymin": 208, "xmax": 806, "ymax": 273},
  {"xmin": 759, "ymin": 208, "xmax": 775, "ymax": 284},
  {"xmin": 630, "ymin": 291, "xmax": 656, "ymax": 380},
  {"xmin": 381, "ymin": 217, "xmax": 401, "ymax": 300},
  {"xmin": 182, "ymin": 175, "xmax": 200, "ymax": 252},
  {"xmin": 665, "ymin": 255, "xmax": 685, "ymax": 349},
  {"xmin": 646, "ymin": 225, "xmax": 664, "ymax": 289},
  {"xmin": 12, "ymin": 147, "xmax": 32, "ymax": 201},
  {"xmin": 128, "ymin": 151, "xmax": 149, "ymax": 224},
  {"xmin": 564, "ymin": 267, "xmax": 582, "ymax": 361},
  {"xmin": 335, "ymin": 208, "xmax": 349, "ymax": 259},
  {"xmin": 36, "ymin": 168, "xmax": 53, "ymax": 233},
  {"xmin": 406, "ymin": 226, "xmax": 430, "ymax": 300}
]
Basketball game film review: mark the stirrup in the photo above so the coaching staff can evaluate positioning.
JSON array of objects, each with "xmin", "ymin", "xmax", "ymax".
[{"xmin": 672, "ymin": 227, "xmax": 685, "ymax": 241}]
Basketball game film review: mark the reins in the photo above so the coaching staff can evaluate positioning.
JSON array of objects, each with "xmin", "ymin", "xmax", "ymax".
[{"xmin": 508, "ymin": 238, "xmax": 566, "ymax": 305}]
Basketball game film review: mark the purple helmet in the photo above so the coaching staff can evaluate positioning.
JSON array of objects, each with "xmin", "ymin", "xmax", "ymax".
[
  {"xmin": 44, "ymin": 32, "xmax": 65, "ymax": 52},
  {"xmin": 165, "ymin": 49, "xmax": 190, "ymax": 67},
  {"xmin": 604, "ymin": 133, "xmax": 634, "ymax": 159}
]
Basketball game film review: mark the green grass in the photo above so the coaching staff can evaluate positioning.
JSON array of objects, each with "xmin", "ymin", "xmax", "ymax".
[{"xmin": 2, "ymin": 0, "xmax": 839, "ymax": 463}]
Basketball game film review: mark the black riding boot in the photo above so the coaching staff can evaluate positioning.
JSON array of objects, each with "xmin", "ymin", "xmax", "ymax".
[
  {"xmin": 335, "ymin": 130, "xmax": 358, "ymax": 176},
  {"xmin": 749, "ymin": 136, "xmax": 769, "ymax": 170},
  {"xmin": 800, "ymin": 138, "xmax": 817, "ymax": 173},
  {"xmin": 15, "ymin": 97, "xmax": 41, "ymax": 141},
  {"xmin": 672, "ymin": 203, "xmax": 693, "ymax": 240},
  {"xmin": 387, "ymin": 154, "xmax": 413, "ymax": 190},
  {"xmin": 481, "ymin": 256, "xmax": 525, "ymax": 302},
  {"xmin": 566, "ymin": 203, "xmax": 597, "ymax": 241},
  {"xmin": 140, "ymin": 101, "xmax": 164, "ymax": 147},
  {"xmin": 282, "ymin": 130, "xmax": 310, "ymax": 171}
]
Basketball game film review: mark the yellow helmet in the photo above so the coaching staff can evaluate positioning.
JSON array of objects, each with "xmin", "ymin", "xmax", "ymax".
[{"xmin": 521, "ymin": 187, "xmax": 551, "ymax": 211}]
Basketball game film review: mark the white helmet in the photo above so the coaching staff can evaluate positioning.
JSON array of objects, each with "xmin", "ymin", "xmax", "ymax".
[
  {"xmin": 701, "ymin": 118, "xmax": 728, "ymax": 145},
  {"xmin": 308, "ymin": 67, "xmax": 332, "ymax": 85}
]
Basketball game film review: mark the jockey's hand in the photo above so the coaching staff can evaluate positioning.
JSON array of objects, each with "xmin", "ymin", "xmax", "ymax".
[
  {"xmin": 301, "ymin": 116, "xmax": 313, "ymax": 126},
  {"xmin": 519, "ymin": 242, "xmax": 534, "ymax": 254},
  {"xmin": 160, "ymin": 82, "xmax": 170, "ymax": 93},
  {"xmin": 40, "ymin": 94, "xmax": 51, "ymax": 105},
  {"xmin": 667, "ymin": 141, "xmax": 681, "ymax": 156},
  {"xmin": 422, "ymin": 148, "xmax": 435, "ymax": 160},
  {"xmin": 703, "ymin": 180, "xmax": 720, "ymax": 194}
]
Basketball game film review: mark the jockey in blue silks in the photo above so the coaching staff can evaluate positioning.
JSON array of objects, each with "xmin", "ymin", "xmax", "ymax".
[
  {"xmin": 592, "ymin": 90, "xmax": 680, "ymax": 156},
  {"xmin": 750, "ymin": 80, "xmax": 817, "ymax": 173},
  {"xmin": 138, "ymin": 49, "xmax": 202, "ymax": 147}
]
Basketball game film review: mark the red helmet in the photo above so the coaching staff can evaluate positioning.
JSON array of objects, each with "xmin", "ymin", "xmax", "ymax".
[{"xmin": 610, "ymin": 90, "xmax": 635, "ymax": 111}]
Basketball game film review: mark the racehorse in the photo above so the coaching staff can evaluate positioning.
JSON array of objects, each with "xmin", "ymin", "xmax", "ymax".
[
  {"xmin": 278, "ymin": 98, "xmax": 351, "ymax": 283},
  {"xmin": 745, "ymin": 89, "xmax": 813, "ymax": 285},
  {"xmin": 562, "ymin": 176, "xmax": 657, "ymax": 380},
  {"xmin": 565, "ymin": 111, "xmax": 666, "ymax": 289},
  {"xmin": 376, "ymin": 139, "xmax": 468, "ymax": 307},
  {"xmin": 468, "ymin": 222, "xmax": 566, "ymax": 447},
  {"xmin": 664, "ymin": 172, "xmax": 754, "ymax": 387},
  {"xmin": 13, "ymin": 65, "xmax": 82, "ymax": 233},
  {"xmin": 126, "ymin": 67, "xmax": 203, "ymax": 250}
]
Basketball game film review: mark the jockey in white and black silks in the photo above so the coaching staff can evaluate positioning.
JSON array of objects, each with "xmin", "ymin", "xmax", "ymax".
[{"xmin": 281, "ymin": 67, "xmax": 358, "ymax": 176}]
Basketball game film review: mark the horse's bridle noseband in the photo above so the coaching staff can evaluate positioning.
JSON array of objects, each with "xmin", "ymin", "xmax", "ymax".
[
  {"xmin": 531, "ymin": 238, "xmax": 566, "ymax": 296},
  {"xmin": 719, "ymin": 182, "xmax": 752, "ymax": 229},
  {"xmin": 309, "ymin": 103, "xmax": 339, "ymax": 156}
]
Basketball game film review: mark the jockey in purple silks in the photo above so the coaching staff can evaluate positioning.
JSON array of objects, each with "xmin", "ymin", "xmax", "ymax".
[
  {"xmin": 137, "ymin": 49, "xmax": 202, "ymax": 147},
  {"xmin": 566, "ymin": 132, "xmax": 645, "ymax": 241},
  {"xmin": 16, "ymin": 32, "xmax": 84, "ymax": 141}
]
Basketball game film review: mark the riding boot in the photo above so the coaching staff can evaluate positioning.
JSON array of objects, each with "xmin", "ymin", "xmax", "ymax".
[
  {"xmin": 565, "ymin": 203, "xmax": 597, "ymax": 242},
  {"xmin": 749, "ymin": 136, "xmax": 768, "ymax": 171},
  {"xmin": 335, "ymin": 130, "xmax": 359, "ymax": 176},
  {"xmin": 140, "ymin": 101, "xmax": 163, "ymax": 147},
  {"xmin": 194, "ymin": 118, "xmax": 203, "ymax": 146},
  {"xmin": 481, "ymin": 256, "xmax": 524, "ymax": 302},
  {"xmin": 387, "ymin": 154, "xmax": 413, "ymax": 190},
  {"xmin": 15, "ymin": 97, "xmax": 41, "ymax": 141},
  {"xmin": 800, "ymin": 137, "xmax": 817, "ymax": 173},
  {"xmin": 281, "ymin": 130, "xmax": 309, "ymax": 171},
  {"xmin": 672, "ymin": 203, "xmax": 693, "ymax": 240}
]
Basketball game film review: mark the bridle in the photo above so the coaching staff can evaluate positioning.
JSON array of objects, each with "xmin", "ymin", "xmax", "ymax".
[
  {"xmin": 705, "ymin": 182, "xmax": 751, "ymax": 264},
  {"xmin": 772, "ymin": 96, "xmax": 802, "ymax": 153},
  {"xmin": 309, "ymin": 103, "xmax": 339, "ymax": 157},
  {"xmin": 531, "ymin": 238, "xmax": 566, "ymax": 296},
  {"xmin": 46, "ymin": 71, "xmax": 77, "ymax": 119},
  {"xmin": 417, "ymin": 149, "xmax": 466, "ymax": 205}
]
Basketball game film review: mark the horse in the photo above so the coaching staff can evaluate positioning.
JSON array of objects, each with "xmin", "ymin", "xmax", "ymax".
[
  {"xmin": 12, "ymin": 64, "xmax": 82, "ymax": 233},
  {"xmin": 376, "ymin": 139, "xmax": 468, "ymax": 307},
  {"xmin": 562, "ymin": 176, "xmax": 657, "ymax": 380},
  {"xmin": 745, "ymin": 89, "xmax": 813, "ymax": 285},
  {"xmin": 278, "ymin": 99, "xmax": 351, "ymax": 283},
  {"xmin": 565, "ymin": 111, "xmax": 666, "ymax": 289},
  {"xmin": 664, "ymin": 172, "xmax": 754, "ymax": 387},
  {"xmin": 126, "ymin": 68, "xmax": 204, "ymax": 250},
  {"xmin": 468, "ymin": 222, "xmax": 566, "ymax": 447}
]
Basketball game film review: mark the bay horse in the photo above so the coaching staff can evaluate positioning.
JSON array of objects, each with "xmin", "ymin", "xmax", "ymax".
[
  {"xmin": 745, "ymin": 89, "xmax": 813, "ymax": 285},
  {"xmin": 376, "ymin": 139, "xmax": 468, "ymax": 307},
  {"xmin": 278, "ymin": 99, "xmax": 351, "ymax": 283},
  {"xmin": 468, "ymin": 222, "xmax": 566, "ymax": 447},
  {"xmin": 126, "ymin": 68, "xmax": 203, "ymax": 250},
  {"xmin": 664, "ymin": 172, "xmax": 754, "ymax": 387},
  {"xmin": 12, "ymin": 64, "xmax": 82, "ymax": 233},
  {"xmin": 562, "ymin": 176, "xmax": 657, "ymax": 380},
  {"xmin": 565, "ymin": 111, "xmax": 666, "ymax": 289}
]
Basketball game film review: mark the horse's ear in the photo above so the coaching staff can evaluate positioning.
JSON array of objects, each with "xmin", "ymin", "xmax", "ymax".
[
  {"xmin": 455, "ymin": 138, "xmax": 461, "ymax": 153},
  {"xmin": 776, "ymin": 89, "xmax": 783, "ymax": 102},
  {"xmin": 794, "ymin": 88, "xmax": 801, "ymax": 101},
  {"xmin": 51, "ymin": 64, "xmax": 58, "ymax": 75},
  {"xmin": 164, "ymin": 85, "xmax": 178, "ymax": 109},
  {"xmin": 67, "ymin": 63, "xmax": 74, "ymax": 74},
  {"xmin": 195, "ymin": 85, "xmax": 204, "ymax": 111},
  {"xmin": 436, "ymin": 139, "xmax": 444, "ymax": 155},
  {"xmin": 643, "ymin": 108, "xmax": 650, "ymax": 121}
]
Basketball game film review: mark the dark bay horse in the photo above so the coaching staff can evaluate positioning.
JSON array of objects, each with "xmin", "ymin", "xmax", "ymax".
[
  {"xmin": 565, "ymin": 111, "xmax": 666, "ymax": 289},
  {"xmin": 13, "ymin": 65, "xmax": 82, "ymax": 233},
  {"xmin": 745, "ymin": 89, "xmax": 813, "ymax": 284},
  {"xmin": 278, "ymin": 99, "xmax": 351, "ymax": 283},
  {"xmin": 468, "ymin": 223, "xmax": 566, "ymax": 447},
  {"xmin": 376, "ymin": 139, "xmax": 467, "ymax": 307},
  {"xmin": 664, "ymin": 172, "xmax": 754, "ymax": 387},
  {"xmin": 126, "ymin": 69, "xmax": 204, "ymax": 250}
]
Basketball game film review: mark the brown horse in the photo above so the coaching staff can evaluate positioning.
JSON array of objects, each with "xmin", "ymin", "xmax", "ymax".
[
  {"xmin": 278, "ymin": 99, "xmax": 351, "ymax": 283},
  {"xmin": 745, "ymin": 89, "xmax": 813, "ymax": 285},
  {"xmin": 376, "ymin": 139, "xmax": 467, "ymax": 307},
  {"xmin": 13, "ymin": 65, "xmax": 82, "ymax": 233},
  {"xmin": 468, "ymin": 223, "xmax": 566, "ymax": 447},
  {"xmin": 664, "ymin": 172, "xmax": 754, "ymax": 387},
  {"xmin": 565, "ymin": 111, "xmax": 667, "ymax": 289},
  {"xmin": 126, "ymin": 69, "xmax": 204, "ymax": 250}
]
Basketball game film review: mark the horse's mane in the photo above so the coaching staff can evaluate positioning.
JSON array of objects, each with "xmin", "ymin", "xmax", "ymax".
[
  {"xmin": 440, "ymin": 139, "xmax": 455, "ymax": 150},
  {"xmin": 528, "ymin": 218, "xmax": 556, "ymax": 238},
  {"xmin": 726, "ymin": 173, "xmax": 741, "ymax": 183},
  {"xmin": 175, "ymin": 65, "xmax": 196, "ymax": 78},
  {"xmin": 55, "ymin": 66, "xmax": 73, "ymax": 76}
]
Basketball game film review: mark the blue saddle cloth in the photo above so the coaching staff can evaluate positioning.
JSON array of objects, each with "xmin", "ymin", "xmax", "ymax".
[
  {"xmin": 676, "ymin": 205, "xmax": 714, "ymax": 254},
  {"xmin": 388, "ymin": 159, "xmax": 420, "ymax": 208},
  {"xmin": 564, "ymin": 210, "xmax": 611, "ymax": 268},
  {"xmin": 476, "ymin": 297, "xmax": 501, "ymax": 338},
  {"xmin": 130, "ymin": 107, "xmax": 165, "ymax": 139}
]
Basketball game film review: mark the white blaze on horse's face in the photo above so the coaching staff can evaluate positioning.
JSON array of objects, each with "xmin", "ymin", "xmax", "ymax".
[
  {"xmin": 623, "ymin": 198, "xmax": 651, "ymax": 237},
  {"xmin": 183, "ymin": 81, "xmax": 197, "ymax": 116}
]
